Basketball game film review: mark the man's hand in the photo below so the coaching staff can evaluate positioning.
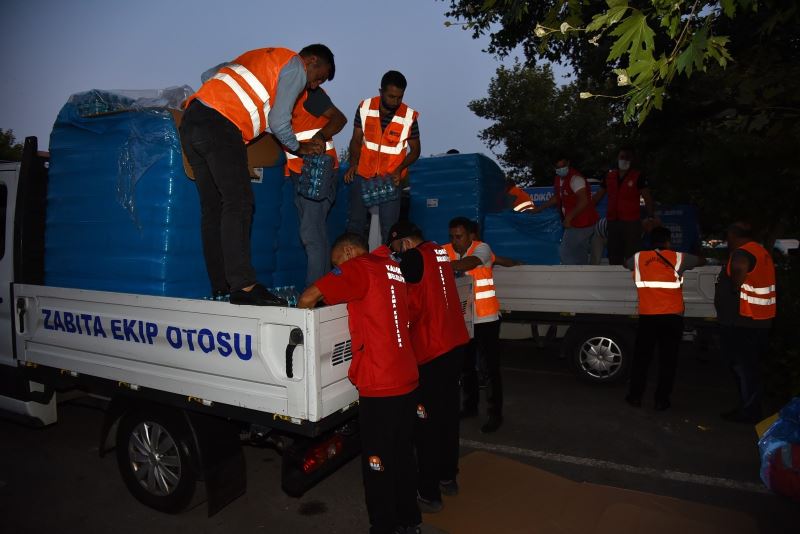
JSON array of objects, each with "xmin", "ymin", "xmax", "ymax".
[
  {"xmin": 563, "ymin": 217, "xmax": 573, "ymax": 229},
  {"xmin": 344, "ymin": 165, "xmax": 358, "ymax": 184},
  {"xmin": 296, "ymin": 139, "xmax": 325, "ymax": 156},
  {"xmin": 389, "ymin": 169, "xmax": 402, "ymax": 186}
]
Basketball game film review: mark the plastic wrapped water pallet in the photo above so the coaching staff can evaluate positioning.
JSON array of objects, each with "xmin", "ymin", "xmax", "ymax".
[
  {"xmin": 483, "ymin": 210, "xmax": 564, "ymax": 265},
  {"xmin": 46, "ymin": 90, "xmax": 283, "ymax": 298},
  {"xmin": 408, "ymin": 153, "xmax": 506, "ymax": 244}
]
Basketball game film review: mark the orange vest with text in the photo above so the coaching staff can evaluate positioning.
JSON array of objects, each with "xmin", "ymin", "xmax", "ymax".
[
  {"xmin": 357, "ymin": 96, "xmax": 418, "ymax": 179},
  {"xmin": 186, "ymin": 48, "xmax": 298, "ymax": 143},
  {"xmin": 443, "ymin": 241, "xmax": 500, "ymax": 319},
  {"xmin": 727, "ymin": 241, "xmax": 776, "ymax": 320},
  {"xmin": 282, "ymin": 89, "xmax": 338, "ymax": 176},
  {"xmin": 633, "ymin": 249, "xmax": 685, "ymax": 315},
  {"xmin": 509, "ymin": 185, "xmax": 535, "ymax": 212}
]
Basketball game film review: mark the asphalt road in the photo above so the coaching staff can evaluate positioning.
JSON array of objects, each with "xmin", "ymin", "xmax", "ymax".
[{"xmin": 1, "ymin": 337, "xmax": 797, "ymax": 534}]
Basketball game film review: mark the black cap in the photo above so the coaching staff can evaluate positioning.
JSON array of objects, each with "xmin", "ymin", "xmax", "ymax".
[{"xmin": 386, "ymin": 220, "xmax": 422, "ymax": 245}]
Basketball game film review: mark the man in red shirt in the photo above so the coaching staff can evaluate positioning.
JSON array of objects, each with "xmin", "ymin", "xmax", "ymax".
[
  {"xmin": 298, "ymin": 233, "xmax": 420, "ymax": 534},
  {"xmin": 385, "ymin": 221, "xmax": 470, "ymax": 513}
]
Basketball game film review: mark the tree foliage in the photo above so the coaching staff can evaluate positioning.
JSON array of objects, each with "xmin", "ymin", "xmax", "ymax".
[
  {"xmin": 0, "ymin": 129, "xmax": 23, "ymax": 161},
  {"xmin": 469, "ymin": 62, "xmax": 625, "ymax": 182}
]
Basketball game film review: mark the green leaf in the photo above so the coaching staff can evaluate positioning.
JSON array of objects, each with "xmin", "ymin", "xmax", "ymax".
[
  {"xmin": 587, "ymin": 6, "xmax": 629, "ymax": 31},
  {"xmin": 607, "ymin": 11, "xmax": 656, "ymax": 62},
  {"xmin": 653, "ymin": 87, "xmax": 664, "ymax": 110},
  {"xmin": 675, "ymin": 28, "xmax": 709, "ymax": 77},
  {"xmin": 720, "ymin": 0, "xmax": 736, "ymax": 17},
  {"xmin": 606, "ymin": 0, "xmax": 628, "ymax": 8}
]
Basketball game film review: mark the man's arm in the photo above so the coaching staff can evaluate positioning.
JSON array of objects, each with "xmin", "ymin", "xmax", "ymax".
[
  {"xmin": 344, "ymin": 126, "xmax": 364, "ymax": 184},
  {"xmin": 450, "ymin": 256, "xmax": 482, "ymax": 272},
  {"xmin": 729, "ymin": 252, "xmax": 752, "ymax": 289},
  {"xmin": 298, "ymin": 284, "xmax": 324, "ymax": 309},
  {"xmin": 269, "ymin": 57, "xmax": 323, "ymax": 154},
  {"xmin": 389, "ymin": 137, "xmax": 421, "ymax": 185},
  {"xmin": 315, "ymin": 105, "xmax": 347, "ymax": 142},
  {"xmin": 531, "ymin": 195, "xmax": 558, "ymax": 214},
  {"xmin": 592, "ymin": 186, "xmax": 606, "ymax": 206}
]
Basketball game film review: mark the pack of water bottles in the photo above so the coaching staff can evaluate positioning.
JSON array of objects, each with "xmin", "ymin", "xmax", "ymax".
[
  {"xmin": 361, "ymin": 175, "xmax": 399, "ymax": 207},
  {"xmin": 297, "ymin": 153, "xmax": 335, "ymax": 200}
]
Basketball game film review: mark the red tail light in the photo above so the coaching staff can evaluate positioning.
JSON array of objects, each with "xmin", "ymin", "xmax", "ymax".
[{"xmin": 302, "ymin": 434, "xmax": 344, "ymax": 474}]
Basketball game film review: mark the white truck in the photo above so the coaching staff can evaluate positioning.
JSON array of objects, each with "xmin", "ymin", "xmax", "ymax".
[
  {"xmin": 0, "ymin": 138, "xmax": 473, "ymax": 515},
  {"xmin": 494, "ymin": 263, "xmax": 720, "ymax": 383}
]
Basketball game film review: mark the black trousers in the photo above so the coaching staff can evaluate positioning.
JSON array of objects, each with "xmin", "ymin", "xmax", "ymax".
[
  {"xmin": 719, "ymin": 325, "xmax": 769, "ymax": 419},
  {"xmin": 607, "ymin": 219, "xmax": 641, "ymax": 265},
  {"xmin": 179, "ymin": 101, "xmax": 257, "ymax": 293},
  {"xmin": 415, "ymin": 346, "xmax": 464, "ymax": 501},
  {"xmin": 628, "ymin": 314, "xmax": 683, "ymax": 403},
  {"xmin": 359, "ymin": 391, "xmax": 421, "ymax": 534},
  {"xmin": 462, "ymin": 320, "xmax": 503, "ymax": 417}
]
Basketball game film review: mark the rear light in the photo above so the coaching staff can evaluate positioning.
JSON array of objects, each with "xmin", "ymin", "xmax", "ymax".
[{"xmin": 302, "ymin": 434, "xmax": 344, "ymax": 474}]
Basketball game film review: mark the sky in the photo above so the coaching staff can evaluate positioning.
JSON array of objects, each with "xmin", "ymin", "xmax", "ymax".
[{"xmin": 0, "ymin": 0, "xmax": 543, "ymax": 161}]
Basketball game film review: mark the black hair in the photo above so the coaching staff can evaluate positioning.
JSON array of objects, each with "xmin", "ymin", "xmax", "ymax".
[
  {"xmin": 553, "ymin": 153, "xmax": 570, "ymax": 164},
  {"xmin": 299, "ymin": 44, "xmax": 335, "ymax": 81},
  {"xmin": 332, "ymin": 232, "xmax": 368, "ymax": 251},
  {"xmin": 381, "ymin": 70, "xmax": 407, "ymax": 91},
  {"xmin": 651, "ymin": 226, "xmax": 671, "ymax": 246},
  {"xmin": 448, "ymin": 216, "xmax": 472, "ymax": 231}
]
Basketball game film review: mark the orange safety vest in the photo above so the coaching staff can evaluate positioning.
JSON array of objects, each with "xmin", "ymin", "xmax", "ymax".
[
  {"xmin": 357, "ymin": 96, "xmax": 418, "ymax": 179},
  {"xmin": 186, "ymin": 48, "xmax": 298, "ymax": 143},
  {"xmin": 633, "ymin": 249, "xmax": 685, "ymax": 315},
  {"xmin": 282, "ymin": 89, "xmax": 338, "ymax": 176},
  {"xmin": 727, "ymin": 241, "xmax": 776, "ymax": 320},
  {"xmin": 443, "ymin": 241, "xmax": 500, "ymax": 318},
  {"xmin": 509, "ymin": 185, "xmax": 535, "ymax": 212}
]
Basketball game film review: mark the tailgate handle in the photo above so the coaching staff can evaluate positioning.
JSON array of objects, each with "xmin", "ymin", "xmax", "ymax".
[
  {"xmin": 16, "ymin": 298, "xmax": 26, "ymax": 334},
  {"xmin": 285, "ymin": 328, "xmax": 304, "ymax": 379}
]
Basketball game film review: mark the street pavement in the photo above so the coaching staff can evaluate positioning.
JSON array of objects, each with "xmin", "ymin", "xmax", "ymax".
[{"xmin": 0, "ymin": 337, "xmax": 796, "ymax": 533}]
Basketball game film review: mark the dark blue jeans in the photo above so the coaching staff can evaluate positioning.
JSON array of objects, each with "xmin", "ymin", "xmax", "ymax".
[
  {"xmin": 346, "ymin": 175, "xmax": 401, "ymax": 244},
  {"xmin": 179, "ymin": 101, "xmax": 256, "ymax": 293},
  {"xmin": 291, "ymin": 172, "xmax": 333, "ymax": 286},
  {"xmin": 720, "ymin": 325, "xmax": 769, "ymax": 419}
]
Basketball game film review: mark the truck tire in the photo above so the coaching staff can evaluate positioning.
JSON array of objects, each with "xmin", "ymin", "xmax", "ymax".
[
  {"xmin": 565, "ymin": 325, "xmax": 633, "ymax": 384},
  {"xmin": 116, "ymin": 409, "xmax": 198, "ymax": 513}
]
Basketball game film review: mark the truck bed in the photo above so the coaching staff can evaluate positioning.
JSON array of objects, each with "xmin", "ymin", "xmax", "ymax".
[{"xmin": 494, "ymin": 265, "xmax": 720, "ymax": 319}]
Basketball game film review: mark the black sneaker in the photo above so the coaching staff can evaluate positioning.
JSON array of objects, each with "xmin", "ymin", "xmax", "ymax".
[
  {"xmin": 480, "ymin": 415, "xmax": 503, "ymax": 433},
  {"xmin": 439, "ymin": 479, "xmax": 459, "ymax": 496},
  {"xmin": 230, "ymin": 284, "xmax": 287, "ymax": 306}
]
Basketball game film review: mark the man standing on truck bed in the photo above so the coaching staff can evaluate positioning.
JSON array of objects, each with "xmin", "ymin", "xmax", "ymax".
[
  {"xmin": 344, "ymin": 70, "xmax": 421, "ymax": 244},
  {"xmin": 298, "ymin": 233, "xmax": 421, "ymax": 534},
  {"xmin": 532, "ymin": 155, "xmax": 599, "ymax": 265},
  {"xmin": 625, "ymin": 226, "xmax": 704, "ymax": 411},
  {"xmin": 180, "ymin": 45, "xmax": 334, "ymax": 306},
  {"xmin": 385, "ymin": 220, "xmax": 470, "ymax": 513},
  {"xmin": 715, "ymin": 222, "xmax": 776, "ymax": 424},
  {"xmin": 592, "ymin": 147, "xmax": 656, "ymax": 265},
  {"xmin": 444, "ymin": 217, "xmax": 504, "ymax": 433},
  {"xmin": 281, "ymin": 88, "xmax": 347, "ymax": 287}
]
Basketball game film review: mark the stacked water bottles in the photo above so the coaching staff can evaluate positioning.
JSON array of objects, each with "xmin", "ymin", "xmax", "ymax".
[
  {"xmin": 297, "ymin": 154, "xmax": 334, "ymax": 200},
  {"xmin": 270, "ymin": 286, "xmax": 299, "ymax": 307},
  {"xmin": 361, "ymin": 175, "xmax": 400, "ymax": 207}
]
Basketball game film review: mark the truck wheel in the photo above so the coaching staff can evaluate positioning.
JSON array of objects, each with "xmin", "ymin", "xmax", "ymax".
[
  {"xmin": 116, "ymin": 410, "xmax": 197, "ymax": 513},
  {"xmin": 566, "ymin": 326, "xmax": 633, "ymax": 384}
]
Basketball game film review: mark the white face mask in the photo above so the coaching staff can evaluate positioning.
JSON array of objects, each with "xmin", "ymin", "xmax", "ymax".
[
  {"xmin": 618, "ymin": 159, "xmax": 631, "ymax": 171},
  {"xmin": 555, "ymin": 166, "xmax": 569, "ymax": 177}
]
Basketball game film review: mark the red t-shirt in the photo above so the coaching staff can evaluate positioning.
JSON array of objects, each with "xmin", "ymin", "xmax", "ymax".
[{"xmin": 315, "ymin": 253, "xmax": 419, "ymax": 397}]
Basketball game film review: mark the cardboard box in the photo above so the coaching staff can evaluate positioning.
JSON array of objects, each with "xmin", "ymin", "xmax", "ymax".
[{"xmin": 168, "ymin": 109, "xmax": 283, "ymax": 180}]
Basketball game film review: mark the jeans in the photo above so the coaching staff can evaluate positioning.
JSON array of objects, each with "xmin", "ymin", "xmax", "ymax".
[
  {"xmin": 291, "ymin": 173, "xmax": 333, "ymax": 286},
  {"xmin": 179, "ymin": 101, "xmax": 256, "ymax": 293},
  {"xmin": 347, "ymin": 175, "xmax": 401, "ymax": 244},
  {"xmin": 628, "ymin": 314, "xmax": 684, "ymax": 403},
  {"xmin": 559, "ymin": 225, "xmax": 595, "ymax": 265},
  {"xmin": 462, "ymin": 320, "xmax": 502, "ymax": 417},
  {"xmin": 719, "ymin": 325, "xmax": 769, "ymax": 419},
  {"xmin": 607, "ymin": 219, "xmax": 642, "ymax": 265}
]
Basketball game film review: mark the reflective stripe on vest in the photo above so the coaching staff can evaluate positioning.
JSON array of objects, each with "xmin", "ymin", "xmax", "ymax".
[
  {"xmin": 513, "ymin": 200, "xmax": 535, "ymax": 212},
  {"xmin": 359, "ymin": 99, "xmax": 416, "ymax": 155},
  {"xmin": 443, "ymin": 241, "xmax": 500, "ymax": 318},
  {"xmin": 634, "ymin": 251, "xmax": 683, "ymax": 288},
  {"xmin": 729, "ymin": 241, "xmax": 777, "ymax": 319},
  {"xmin": 211, "ymin": 63, "xmax": 272, "ymax": 139},
  {"xmin": 284, "ymin": 128, "xmax": 335, "ymax": 160}
]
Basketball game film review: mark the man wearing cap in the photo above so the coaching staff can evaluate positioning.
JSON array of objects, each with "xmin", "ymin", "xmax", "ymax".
[
  {"xmin": 298, "ymin": 232, "xmax": 421, "ymax": 534},
  {"xmin": 386, "ymin": 221, "xmax": 470, "ymax": 513},
  {"xmin": 180, "ymin": 44, "xmax": 334, "ymax": 305}
]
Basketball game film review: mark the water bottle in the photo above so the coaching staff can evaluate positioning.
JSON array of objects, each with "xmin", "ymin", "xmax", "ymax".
[{"xmin": 287, "ymin": 286, "xmax": 298, "ymax": 307}]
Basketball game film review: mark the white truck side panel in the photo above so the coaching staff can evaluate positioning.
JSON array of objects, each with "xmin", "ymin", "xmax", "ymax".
[
  {"xmin": 14, "ymin": 285, "xmax": 357, "ymax": 423},
  {"xmin": 494, "ymin": 265, "xmax": 720, "ymax": 318}
]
